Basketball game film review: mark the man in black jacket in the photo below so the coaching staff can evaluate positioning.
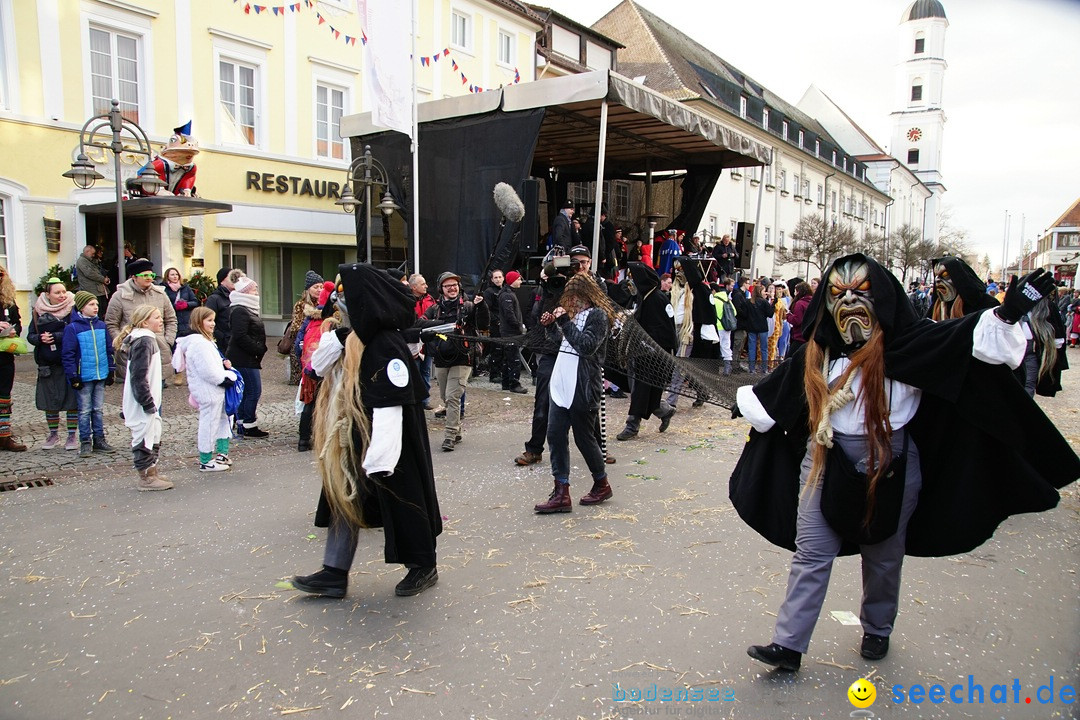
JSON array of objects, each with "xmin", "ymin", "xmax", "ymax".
[
  {"xmin": 419, "ymin": 271, "xmax": 488, "ymax": 452},
  {"xmin": 551, "ymin": 199, "xmax": 574, "ymax": 249},
  {"xmin": 205, "ymin": 267, "xmax": 237, "ymax": 353},
  {"xmin": 617, "ymin": 263, "xmax": 677, "ymax": 440}
]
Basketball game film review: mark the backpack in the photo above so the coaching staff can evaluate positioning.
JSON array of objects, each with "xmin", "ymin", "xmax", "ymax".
[
  {"xmin": 717, "ymin": 294, "xmax": 737, "ymax": 331},
  {"xmin": 224, "ymin": 371, "xmax": 245, "ymax": 417}
]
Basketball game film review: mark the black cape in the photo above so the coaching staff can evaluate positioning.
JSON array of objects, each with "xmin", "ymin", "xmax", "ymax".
[
  {"xmin": 627, "ymin": 262, "xmax": 677, "ymax": 419},
  {"xmin": 315, "ymin": 263, "xmax": 441, "ymax": 568},
  {"xmin": 680, "ymin": 256, "xmax": 717, "ymax": 360},
  {"xmin": 732, "ymin": 253, "xmax": 1079, "ymax": 557}
]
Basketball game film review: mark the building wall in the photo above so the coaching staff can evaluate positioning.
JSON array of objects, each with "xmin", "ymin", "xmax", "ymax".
[{"xmin": 0, "ymin": 0, "xmax": 537, "ymax": 323}]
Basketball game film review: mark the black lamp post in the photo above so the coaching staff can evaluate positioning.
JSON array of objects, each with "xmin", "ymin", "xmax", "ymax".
[
  {"xmin": 63, "ymin": 99, "xmax": 166, "ymax": 282},
  {"xmin": 335, "ymin": 145, "xmax": 400, "ymax": 263}
]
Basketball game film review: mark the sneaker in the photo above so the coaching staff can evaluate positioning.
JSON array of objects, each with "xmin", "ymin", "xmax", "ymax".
[
  {"xmin": 200, "ymin": 461, "xmax": 230, "ymax": 472},
  {"xmin": 64, "ymin": 433, "xmax": 79, "ymax": 451},
  {"xmin": 394, "ymin": 567, "xmax": 438, "ymax": 597},
  {"xmin": 292, "ymin": 569, "xmax": 347, "ymax": 598},
  {"xmin": 243, "ymin": 426, "xmax": 269, "ymax": 438},
  {"xmin": 214, "ymin": 453, "xmax": 233, "ymax": 466},
  {"xmin": 41, "ymin": 432, "xmax": 61, "ymax": 450},
  {"xmin": 92, "ymin": 435, "xmax": 115, "ymax": 452},
  {"xmin": 747, "ymin": 642, "xmax": 802, "ymax": 671},
  {"xmin": 860, "ymin": 633, "xmax": 890, "ymax": 660},
  {"xmin": 79, "ymin": 440, "xmax": 93, "ymax": 458},
  {"xmin": 441, "ymin": 438, "xmax": 455, "ymax": 452}
]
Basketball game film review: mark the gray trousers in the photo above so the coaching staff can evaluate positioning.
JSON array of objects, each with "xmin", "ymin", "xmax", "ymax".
[
  {"xmin": 773, "ymin": 430, "xmax": 921, "ymax": 654},
  {"xmin": 323, "ymin": 515, "xmax": 421, "ymax": 571}
]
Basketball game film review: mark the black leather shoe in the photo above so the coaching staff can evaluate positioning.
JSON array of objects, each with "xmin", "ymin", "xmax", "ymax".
[
  {"xmin": 860, "ymin": 633, "xmax": 889, "ymax": 660},
  {"xmin": 508, "ymin": 385, "xmax": 528, "ymax": 394},
  {"xmin": 658, "ymin": 408, "xmax": 674, "ymax": 433},
  {"xmin": 292, "ymin": 569, "xmax": 347, "ymax": 598},
  {"xmin": 747, "ymin": 643, "xmax": 801, "ymax": 671},
  {"xmin": 395, "ymin": 567, "xmax": 438, "ymax": 596}
]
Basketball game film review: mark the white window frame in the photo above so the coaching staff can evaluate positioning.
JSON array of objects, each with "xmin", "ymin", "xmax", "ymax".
[
  {"xmin": 764, "ymin": 226, "xmax": 771, "ymax": 246},
  {"xmin": 709, "ymin": 215, "xmax": 719, "ymax": 237},
  {"xmin": 762, "ymin": 108, "xmax": 769, "ymax": 130},
  {"xmin": 730, "ymin": 219, "xmax": 738, "ymax": 237},
  {"xmin": 814, "ymin": 139, "xmax": 820, "ymax": 157},
  {"xmin": 798, "ymin": 130, "xmax": 804, "ymax": 149},
  {"xmin": 0, "ymin": 179, "xmax": 28, "ymax": 288},
  {"xmin": 612, "ymin": 181, "xmax": 631, "ymax": 219},
  {"xmin": 0, "ymin": 0, "xmax": 18, "ymax": 112},
  {"xmin": 817, "ymin": 184, "xmax": 824, "ymax": 203},
  {"xmin": 213, "ymin": 38, "xmax": 268, "ymax": 150},
  {"xmin": 81, "ymin": 8, "xmax": 155, "ymax": 128},
  {"xmin": 314, "ymin": 81, "xmax": 348, "ymax": 161},
  {"xmin": 450, "ymin": 9, "xmax": 473, "ymax": 54},
  {"xmin": 496, "ymin": 28, "xmax": 515, "ymax": 67},
  {"xmin": 778, "ymin": 230, "xmax": 785, "ymax": 250},
  {"xmin": 782, "ymin": 120, "xmax": 788, "ymax": 140},
  {"xmin": 739, "ymin": 96, "xmax": 747, "ymax": 118}
]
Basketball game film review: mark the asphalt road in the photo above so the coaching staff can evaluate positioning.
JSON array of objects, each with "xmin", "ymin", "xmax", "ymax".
[{"xmin": 1, "ymin": 354, "xmax": 1078, "ymax": 719}]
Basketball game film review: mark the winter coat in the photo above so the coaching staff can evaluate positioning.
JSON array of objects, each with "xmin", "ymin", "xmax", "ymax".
[
  {"xmin": 787, "ymin": 295, "xmax": 812, "ymax": 343},
  {"xmin": 104, "ymin": 278, "xmax": 177, "ymax": 379},
  {"xmin": 177, "ymin": 334, "xmax": 236, "ymax": 407},
  {"xmin": 227, "ymin": 305, "xmax": 267, "ymax": 369},
  {"xmin": 498, "ymin": 285, "xmax": 524, "ymax": 337},
  {"xmin": 61, "ymin": 311, "xmax": 115, "ymax": 382},
  {"xmin": 122, "ymin": 330, "xmax": 163, "ymax": 449},
  {"xmin": 204, "ymin": 285, "xmax": 233, "ymax": 352},
  {"xmin": 28, "ymin": 309, "xmax": 72, "ymax": 367},
  {"xmin": 75, "ymin": 254, "xmax": 108, "ymax": 297},
  {"xmin": 163, "ymin": 283, "xmax": 201, "ymax": 338}
]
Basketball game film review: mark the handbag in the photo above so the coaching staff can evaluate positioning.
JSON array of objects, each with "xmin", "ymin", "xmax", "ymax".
[
  {"xmin": 224, "ymin": 371, "xmax": 245, "ymax": 417},
  {"xmin": 277, "ymin": 324, "xmax": 299, "ymax": 355},
  {"xmin": 0, "ymin": 335, "xmax": 30, "ymax": 354},
  {"xmin": 820, "ymin": 432, "xmax": 909, "ymax": 546}
]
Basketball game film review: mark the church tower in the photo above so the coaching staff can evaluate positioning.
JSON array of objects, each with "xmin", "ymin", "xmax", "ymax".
[{"xmin": 890, "ymin": 0, "xmax": 947, "ymax": 244}]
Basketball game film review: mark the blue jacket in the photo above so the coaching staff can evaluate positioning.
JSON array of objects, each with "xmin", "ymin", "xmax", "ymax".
[{"xmin": 61, "ymin": 311, "xmax": 115, "ymax": 382}]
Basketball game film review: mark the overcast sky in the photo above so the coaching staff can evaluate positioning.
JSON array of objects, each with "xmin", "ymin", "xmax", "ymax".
[{"xmin": 539, "ymin": 0, "xmax": 1080, "ymax": 265}]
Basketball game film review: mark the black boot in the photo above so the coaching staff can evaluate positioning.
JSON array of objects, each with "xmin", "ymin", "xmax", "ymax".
[
  {"xmin": 395, "ymin": 567, "xmax": 438, "ymax": 596},
  {"xmin": 860, "ymin": 633, "xmax": 889, "ymax": 660},
  {"xmin": 747, "ymin": 643, "xmax": 801, "ymax": 671},
  {"xmin": 658, "ymin": 406, "xmax": 675, "ymax": 433},
  {"xmin": 292, "ymin": 567, "xmax": 347, "ymax": 598},
  {"xmin": 616, "ymin": 417, "xmax": 640, "ymax": 441}
]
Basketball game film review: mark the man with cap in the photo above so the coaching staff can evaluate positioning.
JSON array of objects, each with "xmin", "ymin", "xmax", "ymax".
[
  {"xmin": 418, "ymin": 271, "xmax": 489, "ymax": 451},
  {"xmin": 205, "ymin": 267, "xmax": 237, "ymax": 353},
  {"xmin": 105, "ymin": 258, "xmax": 178, "ymax": 380},
  {"xmin": 498, "ymin": 270, "xmax": 527, "ymax": 394},
  {"xmin": 552, "ymin": 199, "xmax": 575, "ymax": 249}
]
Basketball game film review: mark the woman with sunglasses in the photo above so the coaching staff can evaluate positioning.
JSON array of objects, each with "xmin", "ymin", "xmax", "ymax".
[{"xmin": 104, "ymin": 259, "xmax": 178, "ymax": 382}]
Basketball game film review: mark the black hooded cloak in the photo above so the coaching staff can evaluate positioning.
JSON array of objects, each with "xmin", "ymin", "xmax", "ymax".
[
  {"xmin": 626, "ymin": 262, "xmax": 677, "ymax": 419},
  {"xmin": 731, "ymin": 253, "xmax": 1078, "ymax": 557},
  {"xmin": 315, "ymin": 263, "xmax": 441, "ymax": 568},
  {"xmin": 681, "ymin": 257, "xmax": 718, "ymax": 360},
  {"xmin": 928, "ymin": 256, "xmax": 999, "ymax": 318}
]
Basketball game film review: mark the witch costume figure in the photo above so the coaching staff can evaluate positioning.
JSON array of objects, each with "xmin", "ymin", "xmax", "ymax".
[
  {"xmin": 730, "ymin": 254, "xmax": 1078, "ymax": 671},
  {"xmin": 292, "ymin": 263, "xmax": 441, "ymax": 598},
  {"xmin": 927, "ymin": 255, "xmax": 998, "ymax": 320}
]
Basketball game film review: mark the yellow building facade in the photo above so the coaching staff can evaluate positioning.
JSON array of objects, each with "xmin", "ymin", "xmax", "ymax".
[{"xmin": 0, "ymin": 0, "xmax": 539, "ymax": 327}]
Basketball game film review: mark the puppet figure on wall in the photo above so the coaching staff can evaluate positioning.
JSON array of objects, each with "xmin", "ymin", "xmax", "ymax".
[{"xmin": 140, "ymin": 122, "xmax": 199, "ymax": 197}]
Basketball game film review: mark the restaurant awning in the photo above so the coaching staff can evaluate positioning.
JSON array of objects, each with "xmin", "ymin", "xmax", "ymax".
[{"xmin": 79, "ymin": 197, "xmax": 233, "ymax": 219}]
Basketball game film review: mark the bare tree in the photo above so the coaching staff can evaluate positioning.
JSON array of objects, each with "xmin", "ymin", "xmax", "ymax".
[
  {"xmin": 890, "ymin": 224, "xmax": 924, "ymax": 283},
  {"xmin": 936, "ymin": 206, "xmax": 971, "ymax": 258},
  {"xmin": 775, "ymin": 216, "xmax": 855, "ymax": 277}
]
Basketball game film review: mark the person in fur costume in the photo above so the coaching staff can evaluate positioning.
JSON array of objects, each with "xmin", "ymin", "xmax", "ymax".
[
  {"xmin": 115, "ymin": 306, "xmax": 172, "ymax": 491},
  {"xmin": 292, "ymin": 265, "xmax": 441, "ymax": 598}
]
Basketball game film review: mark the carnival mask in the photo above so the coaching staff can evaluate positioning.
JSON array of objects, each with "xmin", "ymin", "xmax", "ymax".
[
  {"xmin": 825, "ymin": 259, "xmax": 876, "ymax": 346},
  {"xmin": 933, "ymin": 262, "xmax": 957, "ymax": 303}
]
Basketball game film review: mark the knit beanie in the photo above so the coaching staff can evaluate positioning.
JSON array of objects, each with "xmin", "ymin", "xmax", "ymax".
[
  {"xmin": 234, "ymin": 276, "xmax": 256, "ymax": 294},
  {"xmin": 505, "ymin": 271, "xmax": 522, "ymax": 285},
  {"xmin": 305, "ymin": 270, "xmax": 324, "ymax": 290},
  {"xmin": 127, "ymin": 258, "xmax": 154, "ymax": 276},
  {"xmin": 216, "ymin": 267, "xmax": 231, "ymax": 284},
  {"xmin": 74, "ymin": 291, "xmax": 96, "ymax": 311}
]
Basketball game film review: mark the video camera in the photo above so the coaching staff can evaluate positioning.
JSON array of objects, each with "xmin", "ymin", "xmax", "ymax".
[{"xmin": 545, "ymin": 245, "xmax": 581, "ymax": 277}]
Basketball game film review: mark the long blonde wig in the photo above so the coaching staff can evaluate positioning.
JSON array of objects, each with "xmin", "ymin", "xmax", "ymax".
[
  {"xmin": 0, "ymin": 264, "xmax": 15, "ymax": 307},
  {"xmin": 312, "ymin": 332, "xmax": 372, "ymax": 529}
]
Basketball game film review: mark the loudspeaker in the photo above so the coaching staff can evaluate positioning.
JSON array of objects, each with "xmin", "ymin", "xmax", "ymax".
[
  {"xmin": 520, "ymin": 178, "xmax": 540, "ymax": 253},
  {"xmin": 735, "ymin": 221, "xmax": 754, "ymax": 271}
]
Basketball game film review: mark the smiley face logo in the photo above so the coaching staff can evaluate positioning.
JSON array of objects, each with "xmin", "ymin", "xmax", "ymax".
[{"xmin": 848, "ymin": 678, "xmax": 877, "ymax": 708}]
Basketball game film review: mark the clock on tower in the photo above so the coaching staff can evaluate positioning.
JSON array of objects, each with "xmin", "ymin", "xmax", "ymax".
[{"xmin": 907, "ymin": 127, "xmax": 923, "ymax": 142}]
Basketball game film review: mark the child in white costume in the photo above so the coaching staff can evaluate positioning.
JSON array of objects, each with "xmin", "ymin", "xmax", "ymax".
[{"xmin": 174, "ymin": 307, "xmax": 237, "ymax": 472}]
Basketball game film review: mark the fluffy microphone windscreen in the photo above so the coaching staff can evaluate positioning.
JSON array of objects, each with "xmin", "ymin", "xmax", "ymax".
[{"xmin": 493, "ymin": 182, "xmax": 526, "ymax": 222}]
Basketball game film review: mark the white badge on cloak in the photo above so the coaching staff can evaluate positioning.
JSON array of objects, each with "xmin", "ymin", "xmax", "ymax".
[
  {"xmin": 665, "ymin": 304, "xmax": 675, "ymax": 318},
  {"xmin": 387, "ymin": 358, "xmax": 410, "ymax": 388}
]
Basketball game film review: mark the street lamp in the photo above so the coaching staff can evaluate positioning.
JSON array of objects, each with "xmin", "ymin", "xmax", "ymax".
[
  {"xmin": 63, "ymin": 99, "xmax": 165, "ymax": 283},
  {"xmin": 336, "ymin": 144, "xmax": 400, "ymax": 263}
]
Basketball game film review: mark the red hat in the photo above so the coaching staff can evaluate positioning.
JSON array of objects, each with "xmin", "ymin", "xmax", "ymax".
[{"xmin": 505, "ymin": 270, "xmax": 522, "ymax": 285}]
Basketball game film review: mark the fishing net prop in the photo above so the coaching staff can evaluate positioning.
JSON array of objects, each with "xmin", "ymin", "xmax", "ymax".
[{"xmin": 425, "ymin": 313, "xmax": 768, "ymax": 410}]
